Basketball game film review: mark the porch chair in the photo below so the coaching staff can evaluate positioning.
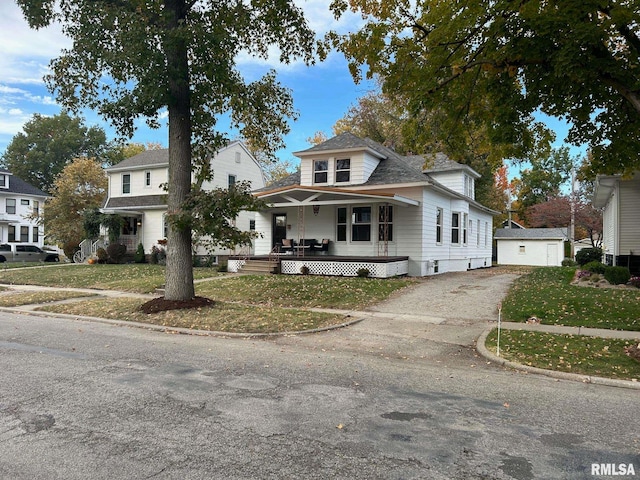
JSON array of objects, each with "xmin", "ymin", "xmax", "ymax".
[
  {"xmin": 280, "ymin": 238, "xmax": 294, "ymax": 254},
  {"xmin": 312, "ymin": 238, "xmax": 330, "ymax": 254}
]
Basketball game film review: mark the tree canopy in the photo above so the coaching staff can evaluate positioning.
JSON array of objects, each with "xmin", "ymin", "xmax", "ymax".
[
  {"xmin": 1, "ymin": 112, "xmax": 112, "ymax": 193},
  {"xmin": 40, "ymin": 157, "xmax": 107, "ymax": 257},
  {"xmin": 18, "ymin": 0, "xmax": 318, "ymax": 301},
  {"xmin": 330, "ymin": 0, "xmax": 640, "ymax": 175}
]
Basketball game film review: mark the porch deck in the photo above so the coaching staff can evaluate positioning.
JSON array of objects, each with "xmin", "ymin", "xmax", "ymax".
[{"xmin": 228, "ymin": 255, "xmax": 409, "ymax": 278}]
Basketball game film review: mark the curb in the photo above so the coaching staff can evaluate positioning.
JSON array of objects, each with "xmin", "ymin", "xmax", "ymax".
[
  {"xmin": 0, "ymin": 306, "xmax": 365, "ymax": 339},
  {"xmin": 476, "ymin": 326, "xmax": 640, "ymax": 390}
]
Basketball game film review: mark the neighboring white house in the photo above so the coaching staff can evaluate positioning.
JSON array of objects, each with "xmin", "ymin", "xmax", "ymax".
[
  {"xmin": 0, "ymin": 169, "xmax": 47, "ymax": 248},
  {"xmin": 246, "ymin": 132, "xmax": 497, "ymax": 277},
  {"xmin": 593, "ymin": 173, "xmax": 640, "ymax": 273},
  {"xmin": 494, "ymin": 228, "xmax": 568, "ymax": 267},
  {"xmin": 101, "ymin": 141, "xmax": 266, "ymax": 262}
]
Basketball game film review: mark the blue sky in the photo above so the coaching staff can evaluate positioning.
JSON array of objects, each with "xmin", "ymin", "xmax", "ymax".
[{"xmin": 0, "ymin": 2, "xmax": 582, "ymax": 172}]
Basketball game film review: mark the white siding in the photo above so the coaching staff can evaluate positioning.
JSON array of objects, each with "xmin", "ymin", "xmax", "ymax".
[
  {"xmin": 617, "ymin": 176, "xmax": 640, "ymax": 255},
  {"xmin": 497, "ymin": 239, "xmax": 565, "ymax": 266},
  {"xmin": 428, "ymin": 171, "xmax": 465, "ymax": 195},
  {"xmin": 299, "ymin": 152, "xmax": 379, "ymax": 187},
  {"xmin": 601, "ymin": 185, "xmax": 618, "ymax": 259},
  {"xmin": 0, "ymin": 192, "xmax": 47, "ymax": 247}
]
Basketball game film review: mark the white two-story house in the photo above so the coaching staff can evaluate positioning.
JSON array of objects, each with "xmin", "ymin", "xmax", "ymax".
[
  {"xmin": 0, "ymin": 169, "xmax": 47, "ymax": 248},
  {"xmin": 102, "ymin": 141, "xmax": 266, "ymax": 262},
  {"xmin": 248, "ymin": 132, "xmax": 497, "ymax": 277}
]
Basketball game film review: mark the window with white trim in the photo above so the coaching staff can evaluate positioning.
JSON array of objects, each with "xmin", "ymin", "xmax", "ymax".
[
  {"xmin": 228, "ymin": 174, "xmax": 236, "ymax": 187},
  {"xmin": 337, "ymin": 207, "xmax": 347, "ymax": 242},
  {"xmin": 33, "ymin": 201, "xmax": 39, "ymax": 217},
  {"xmin": 378, "ymin": 205, "xmax": 393, "ymax": 242},
  {"xmin": 145, "ymin": 171, "xmax": 151, "ymax": 187},
  {"xmin": 335, "ymin": 158, "xmax": 350, "ymax": 183},
  {"xmin": 463, "ymin": 213, "xmax": 469, "ymax": 245},
  {"xmin": 8, "ymin": 226, "xmax": 15, "ymax": 242},
  {"xmin": 122, "ymin": 174, "xmax": 131, "ymax": 194},
  {"xmin": 352, "ymin": 206, "xmax": 371, "ymax": 242},
  {"xmin": 6, "ymin": 199, "xmax": 16, "ymax": 214},
  {"xmin": 33, "ymin": 226, "xmax": 39, "ymax": 243},
  {"xmin": 313, "ymin": 160, "xmax": 328, "ymax": 184},
  {"xmin": 436, "ymin": 208, "xmax": 443, "ymax": 244},
  {"xmin": 519, "ymin": 245, "xmax": 526, "ymax": 254},
  {"xmin": 451, "ymin": 212, "xmax": 461, "ymax": 245},
  {"xmin": 476, "ymin": 219, "xmax": 480, "ymax": 245},
  {"xmin": 20, "ymin": 226, "xmax": 28, "ymax": 243},
  {"xmin": 21, "ymin": 199, "xmax": 29, "ymax": 206},
  {"xmin": 0, "ymin": 175, "xmax": 6, "ymax": 188}
]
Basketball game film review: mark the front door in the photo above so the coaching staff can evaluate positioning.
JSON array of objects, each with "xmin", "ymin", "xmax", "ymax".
[
  {"xmin": 547, "ymin": 243, "xmax": 558, "ymax": 266},
  {"xmin": 272, "ymin": 214, "xmax": 287, "ymax": 248}
]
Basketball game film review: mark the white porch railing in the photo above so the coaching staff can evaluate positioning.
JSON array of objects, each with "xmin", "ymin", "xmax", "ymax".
[{"xmin": 74, "ymin": 238, "xmax": 106, "ymax": 263}]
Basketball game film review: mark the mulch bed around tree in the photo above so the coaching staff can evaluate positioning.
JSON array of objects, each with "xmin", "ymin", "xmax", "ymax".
[{"xmin": 140, "ymin": 296, "xmax": 215, "ymax": 314}]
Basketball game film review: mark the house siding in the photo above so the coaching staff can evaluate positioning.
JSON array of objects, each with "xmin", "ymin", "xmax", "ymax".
[
  {"xmin": 617, "ymin": 176, "xmax": 640, "ymax": 255},
  {"xmin": 497, "ymin": 239, "xmax": 565, "ymax": 266},
  {"xmin": 601, "ymin": 184, "xmax": 618, "ymax": 261},
  {"xmin": 0, "ymin": 193, "xmax": 46, "ymax": 247}
]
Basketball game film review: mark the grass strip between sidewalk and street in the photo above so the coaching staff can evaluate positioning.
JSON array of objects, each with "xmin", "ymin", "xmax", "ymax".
[
  {"xmin": 485, "ymin": 329, "xmax": 640, "ymax": 381},
  {"xmin": 0, "ymin": 291, "xmax": 98, "ymax": 307},
  {"xmin": 37, "ymin": 297, "xmax": 346, "ymax": 334},
  {"xmin": 501, "ymin": 267, "xmax": 640, "ymax": 331}
]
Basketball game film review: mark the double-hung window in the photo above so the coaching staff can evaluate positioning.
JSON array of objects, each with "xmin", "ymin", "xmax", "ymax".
[
  {"xmin": 336, "ymin": 207, "xmax": 347, "ymax": 241},
  {"xmin": 378, "ymin": 205, "xmax": 393, "ymax": 241},
  {"xmin": 145, "ymin": 171, "xmax": 151, "ymax": 187},
  {"xmin": 6, "ymin": 199, "xmax": 16, "ymax": 215},
  {"xmin": 20, "ymin": 226, "xmax": 28, "ymax": 243},
  {"xmin": 228, "ymin": 174, "xmax": 237, "ymax": 187},
  {"xmin": 33, "ymin": 226, "xmax": 39, "ymax": 243},
  {"xmin": 463, "ymin": 213, "xmax": 469, "ymax": 245},
  {"xmin": 122, "ymin": 174, "xmax": 131, "ymax": 194},
  {"xmin": 451, "ymin": 212, "xmax": 461, "ymax": 245},
  {"xmin": 313, "ymin": 160, "xmax": 328, "ymax": 184},
  {"xmin": 335, "ymin": 159, "xmax": 350, "ymax": 183},
  {"xmin": 352, "ymin": 207, "xmax": 371, "ymax": 242},
  {"xmin": 436, "ymin": 208, "xmax": 443, "ymax": 244}
]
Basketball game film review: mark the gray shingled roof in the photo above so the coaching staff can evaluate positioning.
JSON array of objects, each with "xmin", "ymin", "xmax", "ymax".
[
  {"xmin": 295, "ymin": 132, "xmax": 383, "ymax": 155},
  {"xmin": 0, "ymin": 170, "xmax": 48, "ymax": 197},
  {"xmin": 494, "ymin": 228, "xmax": 568, "ymax": 240},
  {"xmin": 104, "ymin": 195, "xmax": 167, "ymax": 209},
  {"xmin": 107, "ymin": 149, "xmax": 169, "ymax": 171}
]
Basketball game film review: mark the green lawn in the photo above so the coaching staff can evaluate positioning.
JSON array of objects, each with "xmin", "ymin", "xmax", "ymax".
[
  {"xmin": 501, "ymin": 267, "xmax": 640, "ymax": 331},
  {"xmin": 0, "ymin": 264, "xmax": 220, "ymax": 293},
  {"xmin": 485, "ymin": 329, "xmax": 640, "ymax": 381}
]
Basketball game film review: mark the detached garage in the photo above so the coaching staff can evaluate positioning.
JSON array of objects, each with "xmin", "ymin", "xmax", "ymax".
[{"xmin": 495, "ymin": 228, "xmax": 568, "ymax": 267}]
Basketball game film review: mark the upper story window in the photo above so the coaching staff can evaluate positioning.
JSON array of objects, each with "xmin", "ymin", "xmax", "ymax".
[
  {"xmin": 314, "ymin": 160, "xmax": 328, "ymax": 184},
  {"xmin": 235, "ymin": 152, "xmax": 241, "ymax": 164},
  {"xmin": 33, "ymin": 201, "xmax": 39, "ymax": 217},
  {"xmin": 6, "ymin": 199, "xmax": 16, "ymax": 215},
  {"xmin": 228, "ymin": 174, "xmax": 237, "ymax": 187},
  {"xmin": 21, "ymin": 199, "xmax": 29, "ymax": 206},
  {"xmin": 464, "ymin": 175, "xmax": 474, "ymax": 198},
  {"xmin": 122, "ymin": 174, "xmax": 131, "ymax": 194},
  {"xmin": 145, "ymin": 171, "xmax": 151, "ymax": 187},
  {"xmin": 335, "ymin": 159, "xmax": 351, "ymax": 183},
  {"xmin": 0, "ymin": 175, "xmax": 7, "ymax": 188}
]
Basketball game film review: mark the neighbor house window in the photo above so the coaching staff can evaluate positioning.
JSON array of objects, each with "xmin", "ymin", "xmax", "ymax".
[
  {"xmin": 0, "ymin": 175, "xmax": 6, "ymax": 188},
  {"xmin": 6, "ymin": 199, "xmax": 16, "ymax": 214},
  {"xmin": 122, "ymin": 174, "xmax": 131, "ymax": 194},
  {"xmin": 21, "ymin": 199, "xmax": 29, "ymax": 206},
  {"xmin": 352, "ymin": 206, "xmax": 371, "ymax": 242},
  {"xmin": 485, "ymin": 222, "xmax": 489, "ymax": 247},
  {"xmin": 314, "ymin": 160, "xmax": 328, "ymax": 184},
  {"xmin": 335, "ymin": 158, "xmax": 351, "ymax": 183},
  {"xmin": 336, "ymin": 207, "xmax": 347, "ymax": 242},
  {"xmin": 378, "ymin": 205, "xmax": 393, "ymax": 241},
  {"xmin": 20, "ymin": 226, "xmax": 28, "ymax": 243},
  {"xmin": 249, "ymin": 219, "xmax": 255, "ymax": 231},
  {"xmin": 33, "ymin": 226, "xmax": 39, "ymax": 243},
  {"xmin": 33, "ymin": 201, "xmax": 39, "ymax": 217},
  {"xmin": 8, "ymin": 226, "xmax": 15, "ymax": 242},
  {"xmin": 145, "ymin": 171, "xmax": 151, "ymax": 187},
  {"xmin": 463, "ymin": 213, "xmax": 469, "ymax": 245},
  {"xmin": 235, "ymin": 152, "xmax": 241, "ymax": 163},
  {"xmin": 519, "ymin": 245, "xmax": 526, "ymax": 254},
  {"xmin": 228, "ymin": 174, "xmax": 236, "ymax": 187},
  {"xmin": 477, "ymin": 219, "xmax": 480, "ymax": 246},
  {"xmin": 451, "ymin": 212, "xmax": 461, "ymax": 245},
  {"xmin": 436, "ymin": 208, "xmax": 443, "ymax": 244}
]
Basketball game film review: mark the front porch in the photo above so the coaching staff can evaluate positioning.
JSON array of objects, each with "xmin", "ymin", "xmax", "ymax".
[{"xmin": 228, "ymin": 255, "xmax": 409, "ymax": 278}]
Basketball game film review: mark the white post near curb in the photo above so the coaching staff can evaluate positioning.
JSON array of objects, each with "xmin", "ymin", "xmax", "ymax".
[{"xmin": 497, "ymin": 302, "xmax": 502, "ymax": 357}]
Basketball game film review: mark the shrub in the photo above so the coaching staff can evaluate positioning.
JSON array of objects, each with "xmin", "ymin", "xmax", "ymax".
[
  {"xmin": 134, "ymin": 243, "xmax": 146, "ymax": 263},
  {"xmin": 576, "ymin": 270, "xmax": 592, "ymax": 280},
  {"xmin": 357, "ymin": 268, "xmax": 370, "ymax": 278},
  {"xmin": 604, "ymin": 266, "xmax": 631, "ymax": 285},
  {"xmin": 96, "ymin": 247, "xmax": 108, "ymax": 264},
  {"xmin": 575, "ymin": 247, "xmax": 602, "ymax": 266},
  {"xmin": 630, "ymin": 277, "xmax": 640, "ymax": 288},
  {"xmin": 300, "ymin": 265, "xmax": 310, "ymax": 275},
  {"xmin": 106, "ymin": 243, "xmax": 127, "ymax": 264},
  {"xmin": 583, "ymin": 261, "xmax": 606, "ymax": 274},
  {"xmin": 561, "ymin": 258, "xmax": 577, "ymax": 267}
]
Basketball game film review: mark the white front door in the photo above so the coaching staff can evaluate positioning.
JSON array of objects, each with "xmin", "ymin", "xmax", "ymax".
[{"xmin": 547, "ymin": 243, "xmax": 558, "ymax": 266}]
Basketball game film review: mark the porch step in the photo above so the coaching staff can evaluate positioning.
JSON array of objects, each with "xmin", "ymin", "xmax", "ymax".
[{"xmin": 240, "ymin": 259, "xmax": 279, "ymax": 274}]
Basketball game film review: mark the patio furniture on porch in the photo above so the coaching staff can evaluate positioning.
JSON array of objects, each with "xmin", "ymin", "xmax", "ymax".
[
  {"xmin": 280, "ymin": 239, "xmax": 294, "ymax": 254},
  {"xmin": 311, "ymin": 239, "xmax": 330, "ymax": 254}
]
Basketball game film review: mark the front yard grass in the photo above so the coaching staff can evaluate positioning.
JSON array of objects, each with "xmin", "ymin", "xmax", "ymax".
[
  {"xmin": 0, "ymin": 291, "xmax": 98, "ymax": 307},
  {"xmin": 485, "ymin": 329, "xmax": 640, "ymax": 381},
  {"xmin": 38, "ymin": 297, "xmax": 349, "ymax": 334},
  {"xmin": 501, "ymin": 267, "xmax": 640, "ymax": 331},
  {"xmin": 0, "ymin": 264, "xmax": 220, "ymax": 293}
]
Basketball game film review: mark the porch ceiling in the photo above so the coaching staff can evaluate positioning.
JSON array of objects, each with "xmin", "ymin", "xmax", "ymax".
[{"xmin": 255, "ymin": 185, "xmax": 419, "ymax": 208}]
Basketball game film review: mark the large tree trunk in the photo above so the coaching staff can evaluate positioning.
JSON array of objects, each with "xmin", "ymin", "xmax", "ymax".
[{"xmin": 164, "ymin": 0, "xmax": 195, "ymax": 301}]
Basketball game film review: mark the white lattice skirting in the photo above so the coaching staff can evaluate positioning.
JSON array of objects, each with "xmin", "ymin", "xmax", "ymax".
[
  {"xmin": 280, "ymin": 259, "xmax": 409, "ymax": 278},
  {"xmin": 227, "ymin": 259, "xmax": 245, "ymax": 272}
]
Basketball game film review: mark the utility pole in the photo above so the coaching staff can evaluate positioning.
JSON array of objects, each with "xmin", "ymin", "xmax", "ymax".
[{"xmin": 570, "ymin": 165, "xmax": 576, "ymax": 259}]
